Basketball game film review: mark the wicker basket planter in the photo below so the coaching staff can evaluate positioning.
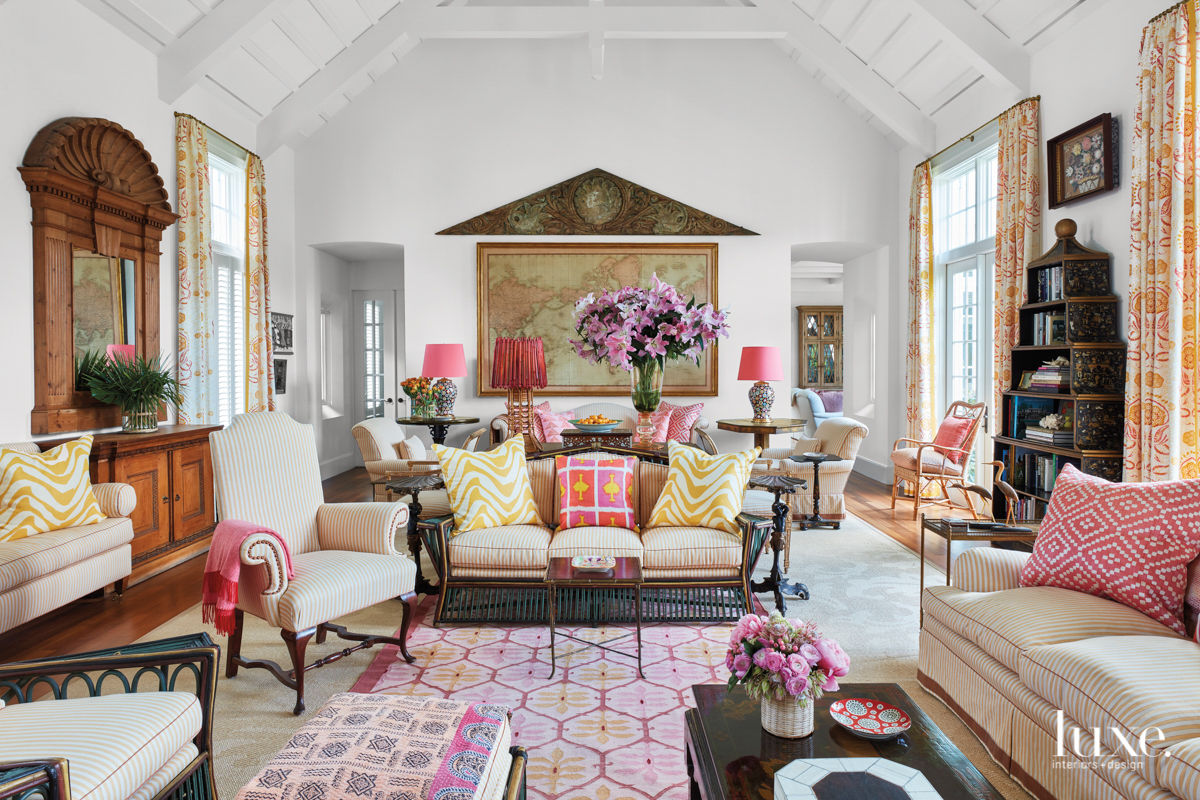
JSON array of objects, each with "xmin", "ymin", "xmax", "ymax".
[
  {"xmin": 761, "ymin": 694, "xmax": 815, "ymax": 739},
  {"xmin": 122, "ymin": 409, "xmax": 159, "ymax": 433}
]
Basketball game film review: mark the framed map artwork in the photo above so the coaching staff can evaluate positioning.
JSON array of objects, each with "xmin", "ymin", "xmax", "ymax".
[{"xmin": 477, "ymin": 243, "xmax": 719, "ymax": 397}]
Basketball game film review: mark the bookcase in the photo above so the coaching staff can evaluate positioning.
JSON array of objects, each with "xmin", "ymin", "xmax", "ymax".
[{"xmin": 992, "ymin": 218, "xmax": 1125, "ymax": 521}]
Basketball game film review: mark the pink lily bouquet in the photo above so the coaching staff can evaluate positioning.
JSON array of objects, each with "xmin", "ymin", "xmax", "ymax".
[
  {"xmin": 725, "ymin": 611, "xmax": 850, "ymax": 705},
  {"xmin": 570, "ymin": 274, "xmax": 730, "ymax": 371}
]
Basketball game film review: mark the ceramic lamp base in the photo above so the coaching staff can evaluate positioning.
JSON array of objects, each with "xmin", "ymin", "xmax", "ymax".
[
  {"xmin": 434, "ymin": 378, "xmax": 458, "ymax": 416},
  {"xmin": 749, "ymin": 380, "xmax": 775, "ymax": 422}
]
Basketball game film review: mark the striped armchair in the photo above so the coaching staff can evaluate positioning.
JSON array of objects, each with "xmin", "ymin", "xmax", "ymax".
[
  {"xmin": 210, "ymin": 412, "xmax": 419, "ymax": 715},
  {"xmin": 750, "ymin": 416, "xmax": 869, "ymax": 525},
  {"xmin": 351, "ymin": 417, "xmax": 452, "ymax": 517}
]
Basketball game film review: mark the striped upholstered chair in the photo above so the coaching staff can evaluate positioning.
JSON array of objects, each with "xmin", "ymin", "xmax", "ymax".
[
  {"xmin": 351, "ymin": 417, "xmax": 453, "ymax": 517},
  {"xmin": 210, "ymin": 412, "xmax": 419, "ymax": 715}
]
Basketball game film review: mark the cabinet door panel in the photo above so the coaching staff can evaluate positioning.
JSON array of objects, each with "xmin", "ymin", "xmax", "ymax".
[
  {"xmin": 116, "ymin": 451, "xmax": 171, "ymax": 558},
  {"xmin": 171, "ymin": 442, "xmax": 216, "ymax": 540}
]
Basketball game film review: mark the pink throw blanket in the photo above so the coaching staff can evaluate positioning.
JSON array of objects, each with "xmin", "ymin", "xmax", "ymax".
[{"xmin": 201, "ymin": 519, "xmax": 294, "ymax": 636}]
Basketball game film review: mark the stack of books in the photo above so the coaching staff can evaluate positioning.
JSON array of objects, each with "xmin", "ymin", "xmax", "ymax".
[
  {"xmin": 1030, "ymin": 364, "xmax": 1069, "ymax": 392},
  {"xmin": 1023, "ymin": 424, "xmax": 1073, "ymax": 446}
]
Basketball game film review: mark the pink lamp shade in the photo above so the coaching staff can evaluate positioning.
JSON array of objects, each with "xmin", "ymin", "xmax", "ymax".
[
  {"xmin": 490, "ymin": 337, "xmax": 548, "ymax": 389},
  {"xmin": 737, "ymin": 346, "xmax": 783, "ymax": 381},
  {"xmin": 421, "ymin": 343, "xmax": 467, "ymax": 378}
]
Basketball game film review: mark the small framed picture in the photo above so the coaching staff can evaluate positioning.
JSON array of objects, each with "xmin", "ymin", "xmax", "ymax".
[
  {"xmin": 271, "ymin": 312, "xmax": 294, "ymax": 355},
  {"xmin": 1049, "ymin": 314, "xmax": 1067, "ymax": 344},
  {"xmin": 1047, "ymin": 113, "xmax": 1118, "ymax": 208},
  {"xmin": 1019, "ymin": 371, "xmax": 1036, "ymax": 390},
  {"xmin": 274, "ymin": 359, "xmax": 287, "ymax": 395}
]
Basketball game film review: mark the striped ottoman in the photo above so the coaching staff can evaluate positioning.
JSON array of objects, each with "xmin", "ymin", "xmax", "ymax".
[{"xmin": 236, "ymin": 693, "xmax": 526, "ymax": 800}]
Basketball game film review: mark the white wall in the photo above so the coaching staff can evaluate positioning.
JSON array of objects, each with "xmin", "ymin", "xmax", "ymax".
[
  {"xmin": 293, "ymin": 37, "xmax": 900, "ymax": 456},
  {"xmin": 842, "ymin": 248, "xmax": 892, "ymax": 481},
  {"xmin": 0, "ymin": 0, "xmax": 295, "ymax": 443}
]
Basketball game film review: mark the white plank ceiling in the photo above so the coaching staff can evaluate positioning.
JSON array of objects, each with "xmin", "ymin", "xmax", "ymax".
[{"xmin": 73, "ymin": 0, "xmax": 1110, "ymax": 155}]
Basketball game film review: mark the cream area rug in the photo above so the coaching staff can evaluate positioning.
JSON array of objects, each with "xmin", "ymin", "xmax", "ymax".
[{"xmin": 137, "ymin": 514, "xmax": 1029, "ymax": 799}]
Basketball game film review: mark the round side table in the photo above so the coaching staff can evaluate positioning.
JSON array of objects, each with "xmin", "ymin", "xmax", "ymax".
[
  {"xmin": 396, "ymin": 415, "xmax": 481, "ymax": 446},
  {"xmin": 790, "ymin": 452, "xmax": 843, "ymax": 529},
  {"xmin": 747, "ymin": 473, "xmax": 809, "ymax": 612},
  {"xmin": 385, "ymin": 473, "xmax": 445, "ymax": 596}
]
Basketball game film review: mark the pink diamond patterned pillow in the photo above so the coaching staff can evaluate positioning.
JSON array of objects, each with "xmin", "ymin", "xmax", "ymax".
[
  {"xmin": 535, "ymin": 409, "xmax": 575, "ymax": 443},
  {"xmin": 659, "ymin": 401, "xmax": 704, "ymax": 442},
  {"xmin": 1019, "ymin": 465, "xmax": 1200, "ymax": 635},
  {"xmin": 650, "ymin": 407, "xmax": 673, "ymax": 442}
]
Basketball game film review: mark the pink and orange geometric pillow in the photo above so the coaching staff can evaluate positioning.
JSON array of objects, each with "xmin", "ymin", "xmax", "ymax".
[
  {"xmin": 1020, "ymin": 465, "xmax": 1200, "ymax": 637},
  {"xmin": 556, "ymin": 455, "xmax": 637, "ymax": 530}
]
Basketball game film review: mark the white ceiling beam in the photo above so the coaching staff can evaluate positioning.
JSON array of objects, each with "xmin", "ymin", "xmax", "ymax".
[
  {"xmin": 756, "ymin": 0, "xmax": 935, "ymax": 152},
  {"xmin": 158, "ymin": 0, "xmax": 290, "ymax": 103},
  {"xmin": 1019, "ymin": 0, "xmax": 1117, "ymax": 53},
  {"xmin": 310, "ymin": 0, "xmax": 354, "ymax": 47},
  {"xmin": 907, "ymin": 0, "xmax": 1028, "ymax": 100},
  {"xmin": 186, "ymin": 0, "xmax": 212, "ymax": 12},
  {"xmin": 76, "ymin": 0, "xmax": 173, "ymax": 52}
]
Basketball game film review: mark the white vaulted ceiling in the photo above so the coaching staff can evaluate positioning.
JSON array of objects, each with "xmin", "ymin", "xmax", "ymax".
[{"xmin": 75, "ymin": 0, "xmax": 1111, "ymax": 156}]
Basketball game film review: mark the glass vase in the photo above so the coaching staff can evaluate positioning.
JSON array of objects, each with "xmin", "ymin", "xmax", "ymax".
[{"xmin": 631, "ymin": 356, "xmax": 665, "ymax": 446}]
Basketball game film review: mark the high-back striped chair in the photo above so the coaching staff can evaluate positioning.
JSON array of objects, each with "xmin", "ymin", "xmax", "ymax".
[{"xmin": 209, "ymin": 412, "xmax": 419, "ymax": 715}]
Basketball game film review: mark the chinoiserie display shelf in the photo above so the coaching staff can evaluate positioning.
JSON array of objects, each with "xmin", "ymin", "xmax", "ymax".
[
  {"xmin": 39, "ymin": 425, "xmax": 221, "ymax": 586},
  {"xmin": 992, "ymin": 219, "xmax": 1125, "ymax": 522}
]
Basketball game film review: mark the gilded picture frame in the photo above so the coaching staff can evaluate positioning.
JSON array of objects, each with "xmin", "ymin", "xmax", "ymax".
[{"xmin": 477, "ymin": 242, "xmax": 719, "ymax": 397}]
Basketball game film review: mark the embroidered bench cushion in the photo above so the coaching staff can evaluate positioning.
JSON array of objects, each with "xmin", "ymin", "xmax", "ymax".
[{"xmin": 235, "ymin": 693, "xmax": 512, "ymax": 800}]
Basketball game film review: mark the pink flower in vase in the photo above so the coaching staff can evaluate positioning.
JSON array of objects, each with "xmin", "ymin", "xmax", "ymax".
[
  {"xmin": 814, "ymin": 639, "xmax": 850, "ymax": 678},
  {"xmin": 799, "ymin": 643, "xmax": 821, "ymax": 666},
  {"xmin": 785, "ymin": 674, "xmax": 810, "ymax": 697},
  {"xmin": 732, "ymin": 653, "xmax": 752, "ymax": 678},
  {"xmin": 762, "ymin": 651, "xmax": 786, "ymax": 674}
]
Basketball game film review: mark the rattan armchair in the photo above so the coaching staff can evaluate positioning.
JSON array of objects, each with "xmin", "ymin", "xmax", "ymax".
[
  {"xmin": 0, "ymin": 634, "xmax": 219, "ymax": 800},
  {"xmin": 890, "ymin": 401, "xmax": 986, "ymax": 520}
]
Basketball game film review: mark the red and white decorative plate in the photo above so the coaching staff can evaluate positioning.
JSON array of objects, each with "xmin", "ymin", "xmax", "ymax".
[{"xmin": 829, "ymin": 698, "xmax": 912, "ymax": 740}]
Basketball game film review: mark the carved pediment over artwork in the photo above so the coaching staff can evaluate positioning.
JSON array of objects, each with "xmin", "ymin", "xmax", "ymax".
[
  {"xmin": 23, "ymin": 117, "xmax": 171, "ymax": 210},
  {"xmin": 437, "ymin": 168, "xmax": 758, "ymax": 236}
]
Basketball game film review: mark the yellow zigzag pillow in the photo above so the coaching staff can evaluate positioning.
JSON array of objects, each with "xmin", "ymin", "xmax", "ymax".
[
  {"xmin": 647, "ymin": 441, "xmax": 761, "ymax": 535},
  {"xmin": 0, "ymin": 436, "xmax": 105, "ymax": 543},
  {"xmin": 433, "ymin": 435, "xmax": 544, "ymax": 535}
]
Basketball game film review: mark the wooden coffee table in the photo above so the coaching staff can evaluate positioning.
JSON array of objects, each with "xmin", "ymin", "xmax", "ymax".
[
  {"xmin": 684, "ymin": 683, "xmax": 1004, "ymax": 800},
  {"xmin": 544, "ymin": 556, "xmax": 643, "ymax": 679}
]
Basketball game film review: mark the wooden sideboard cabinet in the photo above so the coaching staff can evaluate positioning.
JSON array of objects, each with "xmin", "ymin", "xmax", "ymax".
[{"xmin": 41, "ymin": 425, "xmax": 221, "ymax": 585}]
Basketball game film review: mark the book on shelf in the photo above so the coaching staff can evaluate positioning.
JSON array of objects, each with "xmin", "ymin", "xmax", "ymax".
[
  {"xmin": 1009, "ymin": 396, "xmax": 1056, "ymax": 439},
  {"xmin": 1024, "ymin": 424, "xmax": 1073, "ymax": 444},
  {"xmin": 1034, "ymin": 265, "xmax": 1065, "ymax": 303}
]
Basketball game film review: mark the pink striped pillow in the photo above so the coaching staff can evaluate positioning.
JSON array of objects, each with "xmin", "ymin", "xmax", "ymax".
[{"xmin": 659, "ymin": 401, "xmax": 704, "ymax": 442}]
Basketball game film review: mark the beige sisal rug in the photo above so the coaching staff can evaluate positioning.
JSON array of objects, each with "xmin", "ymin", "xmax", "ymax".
[{"xmin": 137, "ymin": 514, "xmax": 1029, "ymax": 799}]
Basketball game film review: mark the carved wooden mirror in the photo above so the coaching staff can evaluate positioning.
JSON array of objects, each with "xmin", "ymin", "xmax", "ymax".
[{"xmin": 20, "ymin": 117, "xmax": 179, "ymax": 434}]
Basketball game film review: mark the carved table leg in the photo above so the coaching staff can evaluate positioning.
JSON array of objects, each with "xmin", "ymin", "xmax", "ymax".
[
  {"xmin": 406, "ymin": 489, "xmax": 439, "ymax": 596},
  {"xmin": 750, "ymin": 487, "xmax": 810, "ymax": 613}
]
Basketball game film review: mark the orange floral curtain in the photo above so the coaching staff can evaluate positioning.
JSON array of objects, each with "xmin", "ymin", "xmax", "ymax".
[
  {"xmin": 994, "ymin": 99, "xmax": 1041, "ymax": 419},
  {"xmin": 175, "ymin": 115, "xmax": 220, "ymax": 425},
  {"xmin": 1125, "ymin": 3, "xmax": 1197, "ymax": 481},
  {"xmin": 245, "ymin": 153, "xmax": 274, "ymax": 412},
  {"xmin": 906, "ymin": 162, "xmax": 936, "ymax": 445}
]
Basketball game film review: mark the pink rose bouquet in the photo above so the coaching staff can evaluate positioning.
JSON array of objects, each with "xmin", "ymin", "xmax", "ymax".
[{"xmin": 725, "ymin": 611, "xmax": 850, "ymax": 706}]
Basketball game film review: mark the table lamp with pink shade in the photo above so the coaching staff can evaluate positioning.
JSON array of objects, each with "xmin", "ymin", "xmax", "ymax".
[
  {"xmin": 422, "ymin": 343, "xmax": 467, "ymax": 417},
  {"xmin": 738, "ymin": 346, "xmax": 784, "ymax": 422}
]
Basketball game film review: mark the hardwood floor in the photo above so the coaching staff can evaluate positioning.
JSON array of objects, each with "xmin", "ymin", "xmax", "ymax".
[{"xmin": 0, "ymin": 467, "xmax": 945, "ymax": 664}]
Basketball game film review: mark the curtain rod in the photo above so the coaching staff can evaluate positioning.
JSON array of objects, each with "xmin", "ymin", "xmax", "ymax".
[
  {"xmin": 1149, "ymin": 0, "xmax": 1187, "ymax": 24},
  {"xmin": 173, "ymin": 112, "xmax": 260, "ymax": 162},
  {"xmin": 915, "ymin": 95, "xmax": 1040, "ymax": 170}
]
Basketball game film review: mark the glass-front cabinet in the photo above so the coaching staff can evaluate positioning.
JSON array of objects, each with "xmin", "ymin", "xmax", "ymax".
[{"xmin": 797, "ymin": 306, "xmax": 843, "ymax": 390}]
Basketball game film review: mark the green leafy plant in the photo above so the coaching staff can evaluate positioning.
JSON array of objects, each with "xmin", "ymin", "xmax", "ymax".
[
  {"xmin": 75, "ymin": 350, "xmax": 109, "ymax": 392},
  {"xmin": 84, "ymin": 352, "xmax": 182, "ymax": 417}
]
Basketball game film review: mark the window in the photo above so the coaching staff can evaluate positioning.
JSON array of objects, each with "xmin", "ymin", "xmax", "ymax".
[
  {"xmin": 320, "ymin": 310, "xmax": 332, "ymax": 407},
  {"xmin": 933, "ymin": 136, "xmax": 998, "ymax": 479},
  {"xmin": 209, "ymin": 150, "xmax": 246, "ymax": 425},
  {"xmin": 363, "ymin": 300, "xmax": 384, "ymax": 419}
]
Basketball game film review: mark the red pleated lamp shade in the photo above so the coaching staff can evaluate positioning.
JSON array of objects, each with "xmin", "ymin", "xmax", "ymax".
[
  {"xmin": 737, "ymin": 346, "xmax": 783, "ymax": 381},
  {"xmin": 491, "ymin": 337, "xmax": 548, "ymax": 389}
]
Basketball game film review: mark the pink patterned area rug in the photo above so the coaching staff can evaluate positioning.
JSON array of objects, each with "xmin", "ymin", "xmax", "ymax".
[{"xmin": 352, "ymin": 597, "xmax": 741, "ymax": 800}]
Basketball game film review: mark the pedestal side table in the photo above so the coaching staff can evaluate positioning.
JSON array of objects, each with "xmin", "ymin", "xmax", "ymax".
[
  {"xmin": 716, "ymin": 418, "xmax": 808, "ymax": 451},
  {"xmin": 748, "ymin": 473, "xmax": 807, "ymax": 612},
  {"xmin": 789, "ymin": 452, "xmax": 843, "ymax": 530},
  {"xmin": 395, "ymin": 415, "xmax": 481, "ymax": 446}
]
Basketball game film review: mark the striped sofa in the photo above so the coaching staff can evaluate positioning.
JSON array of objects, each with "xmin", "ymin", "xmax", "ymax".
[
  {"xmin": 419, "ymin": 447, "xmax": 773, "ymax": 625},
  {"xmin": 919, "ymin": 547, "xmax": 1200, "ymax": 800},
  {"xmin": 0, "ymin": 442, "xmax": 135, "ymax": 636}
]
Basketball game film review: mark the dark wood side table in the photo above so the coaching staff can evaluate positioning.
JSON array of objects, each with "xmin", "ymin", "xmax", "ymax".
[
  {"xmin": 919, "ymin": 515, "xmax": 1039, "ymax": 627},
  {"xmin": 716, "ymin": 418, "xmax": 808, "ymax": 450},
  {"xmin": 748, "ymin": 474, "xmax": 808, "ymax": 612},
  {"xmin": 561, "ymin": 428, "xmax": 633, "ymax": 448},
  {"xmin": 385, "ymin": 474, "xmax": 446, "ymax": 596},
  {"xmin": 395, "ymin": 415, "xmax": 481, "ymax": 446},
  {"xmin": 789, "ymin": 452, "xmax": 843, "ymax": 530},
  {"xmin": 685, "ymin": 683, "xmax": 1004, "ymax": 800},
  {"xmin": 544, "ymin": 557, "xmax": 643, "ymax": 679}
]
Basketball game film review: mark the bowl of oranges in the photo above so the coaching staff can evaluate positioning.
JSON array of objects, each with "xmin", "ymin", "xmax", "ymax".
[{"xmin": 570, "ymin": 414, "xmax": 621, "ymax": 433}]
